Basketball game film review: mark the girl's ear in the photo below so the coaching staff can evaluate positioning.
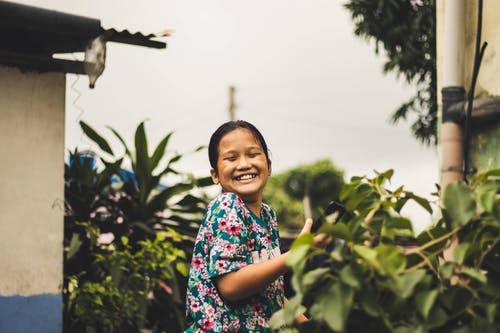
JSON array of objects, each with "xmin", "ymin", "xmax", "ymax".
[
  {"xmin": 210, "ymin": 168, "xmax": 219, "ymax": 185},
  {"xmin": 268, "ymin": 160, "xmax": 272, "ymax": 176}
]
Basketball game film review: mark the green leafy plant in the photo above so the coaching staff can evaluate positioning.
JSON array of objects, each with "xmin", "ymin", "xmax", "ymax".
[
  {"xmin": 344, "ymin": 0, "xmax": 437, "ymax": 145},
  {"xmin": 66, "ymin": 231, "xmax": 187, "ymax": 333},
  {"xmin": 64, "ymin": 121, "xmax": 212, "ymax": 332},
  {"xmin": 271, "ymin": 169, "xmax": 500, "ymax": 332}
]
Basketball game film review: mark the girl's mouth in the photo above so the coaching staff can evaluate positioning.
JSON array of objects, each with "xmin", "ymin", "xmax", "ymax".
[{"xmin": 235, "ymin": 174, "xmax": 257, "ymax": 181}]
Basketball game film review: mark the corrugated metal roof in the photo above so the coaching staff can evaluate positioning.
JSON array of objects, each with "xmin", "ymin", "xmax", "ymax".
[{"xmin": 0, "ymin": 0, "xmax": 167, "ymax": 74}]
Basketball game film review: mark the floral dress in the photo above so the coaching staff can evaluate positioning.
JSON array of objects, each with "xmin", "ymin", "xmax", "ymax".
[{"xmin": 185, "ymin": 192, "xmax": 284, "ymax": 332}]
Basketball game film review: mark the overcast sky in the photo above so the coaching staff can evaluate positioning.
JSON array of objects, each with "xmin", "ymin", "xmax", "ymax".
[{"xmin": 18, "ymin": 0, "xmax": 438, "ymax": 232}]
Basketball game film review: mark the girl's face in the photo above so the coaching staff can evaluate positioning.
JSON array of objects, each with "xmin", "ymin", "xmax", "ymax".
[{"xmin": 210, "ymin": 128, "xmax": 271, "ymax": 205}]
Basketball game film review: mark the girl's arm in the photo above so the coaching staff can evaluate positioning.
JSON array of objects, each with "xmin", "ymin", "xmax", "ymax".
[
  {"xmin": 214, "ymin": 218, "xmax": 329, "ymax": 302},
  {"xmin": 214, "ymin": 251, "xmax": 289, "ymax": 301}
]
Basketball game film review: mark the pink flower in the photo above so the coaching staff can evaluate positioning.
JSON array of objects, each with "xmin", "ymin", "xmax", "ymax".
[
  {"xmin": 218, "ymin": 219, "xmax": 229, "ymax": 230},
  {"xmin": 95, "ymin": 206, "xmax": 109, "ymax": 213},
  {"xmin": 246, "ymin": 239, "xmax": 255, "ymax": 251},
  {"xmin": 265, "ymin": 234, "xmax": 272, "ymax": 243},
  {"xmin": 201, "ymin": 318, "xmax": 215, "ymax": 330},
  {"xmin": 192, "ymin": 257, "xmax": 204, "ymax": 269},
  {"xmin": 252, "ymin": 303, "xmax": 264, "ymax": 315},
  {"xmin": 226, "ymin": 224, "xmax": 241, "ymax": 236},
  {"xmin": 207, "ymin": 233, "xmax": 214, "ymax": 242},
  {"xmin": 154, "ymin": 210, "xmax": 167, "ymax": 218},
  {"xmin": 97, "ymin": 232, "xmax": 114, "ymax": 245},
  {"xmin": 116, "ymin": 216, "xmax": 124, "ymax": 224},
  {"xmin": 216, "ymin": 260, "xmax": 227, "ymax": 272},
  {"xmin": 224, "ymin": 243, "xmax": 234, "ymax": 252},
  {"xmin": 191, "ymin": 301, "xmax": 201, "ymax": 312}
]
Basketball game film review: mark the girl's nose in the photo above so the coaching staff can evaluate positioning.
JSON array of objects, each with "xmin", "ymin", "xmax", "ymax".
[{"xmin": 237, "ymin": 156, "xmax": 251, "ymax": 169}]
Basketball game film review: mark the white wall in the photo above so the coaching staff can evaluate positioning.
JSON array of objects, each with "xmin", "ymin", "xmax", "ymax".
[{"xmin": 0, "ymin": 65, "xmax": 64, "ymax": 332}]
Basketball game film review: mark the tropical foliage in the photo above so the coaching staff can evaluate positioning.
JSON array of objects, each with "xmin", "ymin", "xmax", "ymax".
[
  {"xmin": 271, "ymin": 169, "xmax": 500, "ymax": 332},
  {"xmin": 344, "ymin": 0, "xmax": 437, "ymax": 145},
  {"xmin": 63, "ymin": 121, "xmax": 212, "ymax": 332}
]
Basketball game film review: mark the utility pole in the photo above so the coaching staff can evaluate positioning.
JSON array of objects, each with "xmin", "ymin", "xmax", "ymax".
[{"xmin": 228, "ymin": 85, "xmax": 236, "ymax": 121}]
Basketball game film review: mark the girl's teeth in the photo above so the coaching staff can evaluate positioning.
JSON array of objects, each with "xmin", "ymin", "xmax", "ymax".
[{"xmin": 238, "ymin": 174, "xmax": 255, "ymax": 180}]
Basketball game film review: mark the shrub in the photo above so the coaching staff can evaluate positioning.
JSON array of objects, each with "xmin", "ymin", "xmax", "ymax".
[
  {"xmin": 271, "ymin": 169, "xmax": 500, "ymax": 332},
  {"xmin": 64, "ymin": 121, "xmax": 212, "ymax": 332}
]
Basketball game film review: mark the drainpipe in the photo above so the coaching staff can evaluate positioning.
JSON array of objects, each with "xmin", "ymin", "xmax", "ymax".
[
  {"xmin": 440, "ymin": 0, "xmax": 465, "ymax": 262},
  {"xmin": 440, "ymin": 0, "xmax": 466, "ymax": 190}
]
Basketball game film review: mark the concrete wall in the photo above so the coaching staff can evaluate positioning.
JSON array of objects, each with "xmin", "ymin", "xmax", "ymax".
[
  {"xmin": 0, "ymin": 65, "xmax": 65, "ymax": 332},
  {"xmin": 437, "ymin": 0, "xmax": 500, "ymax": 173},
  {"xmin": 437, "ymin": 1, "xmax": 500, "ymax": 97}
]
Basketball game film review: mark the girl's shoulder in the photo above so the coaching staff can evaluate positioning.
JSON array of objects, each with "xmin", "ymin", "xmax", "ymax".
[
  {"xmin": 261, "ymin": 201, "xmax": 276, "ymax": 219},
  {"xmin": 211, "ymin": 191, "xmax": 243, "ymax": 205},
  {"xmin": 208, "ymin": 192, "xmax": 247, "ymax": 214}
]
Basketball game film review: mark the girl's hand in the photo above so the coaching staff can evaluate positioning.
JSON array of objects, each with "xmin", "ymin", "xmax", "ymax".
[{"xmin": 299, "ymin": 218, "xmax": 332, "ymax": 249}]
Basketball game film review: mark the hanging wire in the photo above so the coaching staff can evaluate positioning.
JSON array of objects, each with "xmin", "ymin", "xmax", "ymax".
[
  {"xmin": 70, "ymin": 74, "xmax": 85, "ymax": 123},
  {"xmin": 463, "ymin": 0, "xmax": 488, "ymax": 181}
]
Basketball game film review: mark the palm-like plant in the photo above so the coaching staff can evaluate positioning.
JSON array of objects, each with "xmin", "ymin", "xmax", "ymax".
[{"xmin": 64, "ymin": 121, "xmax": 213, "ymax": 332}]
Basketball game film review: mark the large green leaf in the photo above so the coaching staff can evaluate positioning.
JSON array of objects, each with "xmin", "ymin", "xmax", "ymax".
[
  {"xmin": 415, "ymin": 289, "xmax": 438, "ymax": 319},
  {"xmin": 394, "ymin": 269, "xmax": 426, "ymax": 299},
  {"xmin": 107, "ymin": 126, "xmax": 132, "ymax": 160},
  {"xmin": 301, "ymin": 267, "xmax": 330, "ymax": 292},
  {"xmin": 318, "ymin": 222, "xmax": 352, "ymax": 241},
  {"xmin": 376, "ymin": 243, "xmax": 406, "ymax": 276},
  {"xmin": 67, "ymin": 233, "xmax": 83, "ymax": 259},
  {"xmin": 310, "ymin": 282, "xmax": 353, "ymax": 332},
  {"xmin": 148, "ymin": 183, "xmax": 194, "ymax": 213},
  {"xmin": 381, "ymin": 217, "xmax": 414, "ymax": 240},
  {"xmin": 340, "ymin": 264, "xmax": 362, "ymax": 289},
  {"xmin": 405, "ymin": 192, "xmax": 433, "ymax": 214},
  {"xmin": 269, "ymin": 295, "xmax": 305, "ymax": 329},
  {"xmin": 134, "ymin": 122, "xmax": 150, "ymax": 203},
  {"xmin": 443, "ymin": 181, "xmax": 476, "ymax": 228},
  {"xmin": 460, "ymin": 268, "xmax": 487, "ymax": 284},
  {"xmin": 196, "ymin": 176, "xmax": 215, "ymax": 187},
  {"xmin": 353, "ymin": 245, "xmax": 383, "ymax": 274},
  {"xmin": 80, "ymin": 121, "xmax": 114, "ymax": 156},
  {"xmin": 150, "ymin": 132, "xmax": 173, "ymax": 172},
  {"xmin": 286, "ymin": 244, "xmax": 310, "ymax": 267},
  {"xmin": 453, "ymin": 242, "xmax": 470, "ymax": 265}
]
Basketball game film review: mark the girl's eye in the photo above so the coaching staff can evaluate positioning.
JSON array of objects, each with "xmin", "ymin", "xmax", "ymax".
[
  {"xmin": 224, "ymin": 156, "xmax": 237, "ymax": 161},
  {"xmin": 248, "ymin": 151, "xmax": 261, "ymax": 158}
]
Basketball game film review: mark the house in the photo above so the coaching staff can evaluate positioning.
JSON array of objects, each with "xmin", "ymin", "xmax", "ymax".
[
  {"xmin": 437, "ymin": 0, "xmax": 500, "ymax": 188},
  {"xmin": 0, "ymin": 1, "xmax": 167, "ymax": 332}
]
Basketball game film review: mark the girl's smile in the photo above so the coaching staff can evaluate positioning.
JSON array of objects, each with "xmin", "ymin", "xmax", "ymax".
[{"xmin": 210, "ymin": 128, "xmax": 271, "ymax": 215}]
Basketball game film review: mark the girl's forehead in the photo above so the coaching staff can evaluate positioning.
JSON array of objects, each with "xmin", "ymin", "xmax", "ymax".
[{"xmin": 219, "ymin": 128, "xmax": 261, "ymax": 148}]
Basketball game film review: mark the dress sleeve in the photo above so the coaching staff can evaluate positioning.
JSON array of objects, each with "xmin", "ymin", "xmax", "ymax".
[{"xmin": 207, "ymin": 193, "xmax": 251, "ymax": 279}]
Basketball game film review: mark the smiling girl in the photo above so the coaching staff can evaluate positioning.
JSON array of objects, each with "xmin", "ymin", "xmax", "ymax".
[{"xmin": 184, "ymin": 120, "xmax": 318, "ymax": 332}]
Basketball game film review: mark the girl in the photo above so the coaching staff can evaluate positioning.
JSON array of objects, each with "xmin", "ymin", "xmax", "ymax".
[{"xmin": 185, "ymin": 120, "xmax": 318, "ymax": 332}]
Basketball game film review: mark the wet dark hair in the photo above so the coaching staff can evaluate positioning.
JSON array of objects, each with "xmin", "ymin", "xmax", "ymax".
[{"xmin": 208, "ymin": 120, "xmax": 270, "ymax": 173}]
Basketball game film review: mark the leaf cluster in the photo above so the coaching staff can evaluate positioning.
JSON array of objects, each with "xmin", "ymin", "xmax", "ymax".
[
  {"xmin": 66, "ymin": 232, "xmax": 187, "ymax": 333},
  {"xmin": 64, "ymin": 121, "xmax": 212, "ymax": 332},
  {"xmin": 271, "ymin": 169, "xmax": 500, "ymax": 332},
  {"xmin": 344, "ymin": 0, "xmax": 437, "ymax": 145}
]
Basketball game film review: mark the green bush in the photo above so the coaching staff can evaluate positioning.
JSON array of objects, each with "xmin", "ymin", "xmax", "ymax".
[
  {"xmin": 271, "ymin": 169, "xmax": 500, "ymax": 332},
  {"xmin": 66, "ymin": 231, "xmax": 186, "ymax": 332},
  {"xmin": 64, "ymin": 121, "xmax": 212, "ymax": 332}
]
